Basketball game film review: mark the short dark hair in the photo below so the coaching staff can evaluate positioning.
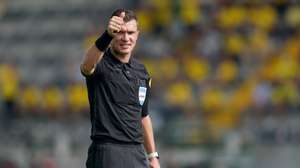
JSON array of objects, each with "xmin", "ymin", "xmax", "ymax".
[{"xmin": 111, "ymin": 9, "xmax": 138, "ymax": 23}]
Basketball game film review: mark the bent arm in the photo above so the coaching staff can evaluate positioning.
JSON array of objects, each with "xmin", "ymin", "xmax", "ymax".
[
  {"xmin": 81, "ymin": 45, "xmax": 105, "ymax": 75},
  {"xmin": 81, "ymin": 12, "xmax": 125, "ymax": 76}
]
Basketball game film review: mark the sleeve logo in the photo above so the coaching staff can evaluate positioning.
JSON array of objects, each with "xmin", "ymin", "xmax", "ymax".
[{"xmin": 138, "ymin": 86, "xmax": 147, "ymax": 106}]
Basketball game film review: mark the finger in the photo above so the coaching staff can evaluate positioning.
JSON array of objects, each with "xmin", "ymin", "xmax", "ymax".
[
  {"xmin": 109, "ymin": 25, "xmax": 121, "ymax": 32},
  {"xmin": 120, "ymin": 25, "xmax": 126, "ymax": 32},
  {"xmin": 111, "ymin": 16, "xmax": 124, "ymax": 23},
  {"xmin": 110, "ymin": 19, "xmax": 123, "ymax": 26},
  {"xmin": 109, "ymin": 21, "xmax": 122, "ymax": 28},
  {"xmin": 109, "ymin": 20, "xmax": 123, "ymax": 28}
]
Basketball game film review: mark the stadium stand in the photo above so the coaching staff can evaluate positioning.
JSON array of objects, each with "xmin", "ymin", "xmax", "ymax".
[{"xmin": 1, "ymin": 0, "xmax": 300, "ymax": 167}]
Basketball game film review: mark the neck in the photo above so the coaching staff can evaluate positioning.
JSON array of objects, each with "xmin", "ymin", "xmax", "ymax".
[{"xmin": 111, "ymin": 48, "xmax": 131, "ymax": 63}]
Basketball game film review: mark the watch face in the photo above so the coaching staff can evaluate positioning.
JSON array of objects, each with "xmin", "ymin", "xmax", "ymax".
[{"xmin": 148, "ymin": 152, "xmax": 159, "ymax": 159}]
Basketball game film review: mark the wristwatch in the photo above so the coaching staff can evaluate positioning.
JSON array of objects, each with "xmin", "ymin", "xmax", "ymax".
[{"xmin": 147, "ymin": 152, "xmax": 159, "ymax": 159}]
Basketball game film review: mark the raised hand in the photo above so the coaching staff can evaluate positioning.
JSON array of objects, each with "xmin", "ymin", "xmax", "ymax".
[{"xmin": 107, "ymin": 12, "xmax": 125, "ymax": 36}]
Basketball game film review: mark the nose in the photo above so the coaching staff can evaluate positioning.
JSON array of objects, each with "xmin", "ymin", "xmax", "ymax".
[
  {"xmin": 122, "ymin": 32, "xmax": 129, "ymax": 41},
  {"xmin": 120, "ymin": 26, "xmax": 129, "ymax": 41}
]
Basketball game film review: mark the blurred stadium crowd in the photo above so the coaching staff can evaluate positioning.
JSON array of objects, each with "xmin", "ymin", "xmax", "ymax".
[{"xmin": 1, "ymin": 0, "xmax": 300, "ymax": 168}]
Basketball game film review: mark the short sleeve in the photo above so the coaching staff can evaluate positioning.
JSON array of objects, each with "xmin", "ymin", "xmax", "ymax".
[
  {"xmin": 141, "ymin": 77, "xmax": 151, "ymax": 117},
  {"xmin": 81, "ymin": 61, "xmax": 104, "ymax": 78}
]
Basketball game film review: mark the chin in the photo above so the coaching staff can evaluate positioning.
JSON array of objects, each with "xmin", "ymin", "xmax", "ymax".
[
  {"xmin": 113, "ymin": 50, "xmax": 128, "ymax": 56},
  {"xmin": 118, "ymin": 49, "xmax": 131, "ymax": 55}
]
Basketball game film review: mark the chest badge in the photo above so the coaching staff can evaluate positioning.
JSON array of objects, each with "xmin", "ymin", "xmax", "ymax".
[{"xmin": 139, "ymin": 86, "xmax": 147, "ymax": 106}]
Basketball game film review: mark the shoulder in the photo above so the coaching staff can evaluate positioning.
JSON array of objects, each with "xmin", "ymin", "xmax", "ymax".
[
  {"xmin": 131, "ymin": 58, "xmax": 150, "ymax": 78},
  {"xmin": 131, "ymin": 58, "xmax": 148, "ymax": 73}
]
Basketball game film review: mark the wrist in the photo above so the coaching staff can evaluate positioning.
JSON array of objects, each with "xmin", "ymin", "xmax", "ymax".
[
  {"xmin": 106, "ymin": 29, "xmax": 114, "ymax": 37},
  {"xmin": 95, "ymin": 30, "xmax": 113, "ymax": 52},
  {"xmin": 147, "ymin": 152, "xmax": 159, "ymax": 160}
]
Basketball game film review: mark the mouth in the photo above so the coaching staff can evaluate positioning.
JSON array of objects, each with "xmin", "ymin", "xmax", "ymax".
[{"xmin": 120, "ymin": 44, "xmax": 131, "ymax": 49}]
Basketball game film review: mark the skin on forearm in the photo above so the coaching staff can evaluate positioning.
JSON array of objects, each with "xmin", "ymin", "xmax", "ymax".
[
  {"xmin": 81, "ymin": 12, "xmax": 126, "ymax": 75},
  {"xmin": 81, "ymin": 45, "xmax": 105, "ymax": 75},
  {"xmin": 142, "ymin": 115, "xmax": 157, "ymax": 153}
]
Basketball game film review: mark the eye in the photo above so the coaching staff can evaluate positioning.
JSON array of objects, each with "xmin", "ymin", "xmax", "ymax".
[
  {"xmin": 118, "ymin": 31, "xmax": 125, "ymax": 34},
  {"xmin": 128, "ymin": 31, "xmax": 135, "ymax": 35}
]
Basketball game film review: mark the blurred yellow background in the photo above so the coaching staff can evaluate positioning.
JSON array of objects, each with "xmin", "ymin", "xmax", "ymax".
[{"xmin": 1, "ymin": 0, "xmax": 300, "ymax": 168}]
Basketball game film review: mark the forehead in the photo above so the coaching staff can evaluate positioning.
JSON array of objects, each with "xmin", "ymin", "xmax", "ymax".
[{"xmin": 124, "ymin": 20, "xmax": 138, "ymax": 31}]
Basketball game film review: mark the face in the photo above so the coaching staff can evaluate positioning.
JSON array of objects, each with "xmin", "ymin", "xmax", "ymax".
[{"xmin": 111, "ymin": 19, "xmax": 139, "ymax": 56}]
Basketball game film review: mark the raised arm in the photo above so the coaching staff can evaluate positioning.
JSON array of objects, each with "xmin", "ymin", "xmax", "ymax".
[{"xmin": 81, "ymin": 12, "xmax": 125, "ymax": 75}]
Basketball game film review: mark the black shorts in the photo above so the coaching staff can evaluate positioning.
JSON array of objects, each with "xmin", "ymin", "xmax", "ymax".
[{"xmin": 86, "ymin": 142, "xmax": 149, "ymax": 168}]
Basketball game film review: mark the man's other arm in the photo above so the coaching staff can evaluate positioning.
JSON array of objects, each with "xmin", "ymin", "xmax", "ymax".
[{"xmin": 142, "ymin": 115, "xmax": 160, "ymax": 168}]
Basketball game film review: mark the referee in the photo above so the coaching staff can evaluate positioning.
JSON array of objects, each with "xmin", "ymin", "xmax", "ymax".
[{"xmin": 81, "ymin": 9, "xmax": 160, "ymax": 168}]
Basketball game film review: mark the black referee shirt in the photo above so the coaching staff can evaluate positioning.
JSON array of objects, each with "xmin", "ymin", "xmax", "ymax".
[{"xmin": 82, "ymin": 49, "xmax": 151, "ymax": 144}]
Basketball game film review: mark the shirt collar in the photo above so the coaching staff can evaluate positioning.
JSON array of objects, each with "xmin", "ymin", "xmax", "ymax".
[{"xmin": 107, "ymin": 48, "xmax": 133, "ymax": 67}]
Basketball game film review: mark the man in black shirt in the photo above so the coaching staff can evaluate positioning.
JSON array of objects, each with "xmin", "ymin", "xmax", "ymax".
[{"xmin": 81, "ymin": 9, "xmax": 160, "ymax": 168}]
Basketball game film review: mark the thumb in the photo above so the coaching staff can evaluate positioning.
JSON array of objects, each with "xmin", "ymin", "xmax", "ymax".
[{"xmin": 120, "ymin": 12, "xmax": 125, "ymax": 19}]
